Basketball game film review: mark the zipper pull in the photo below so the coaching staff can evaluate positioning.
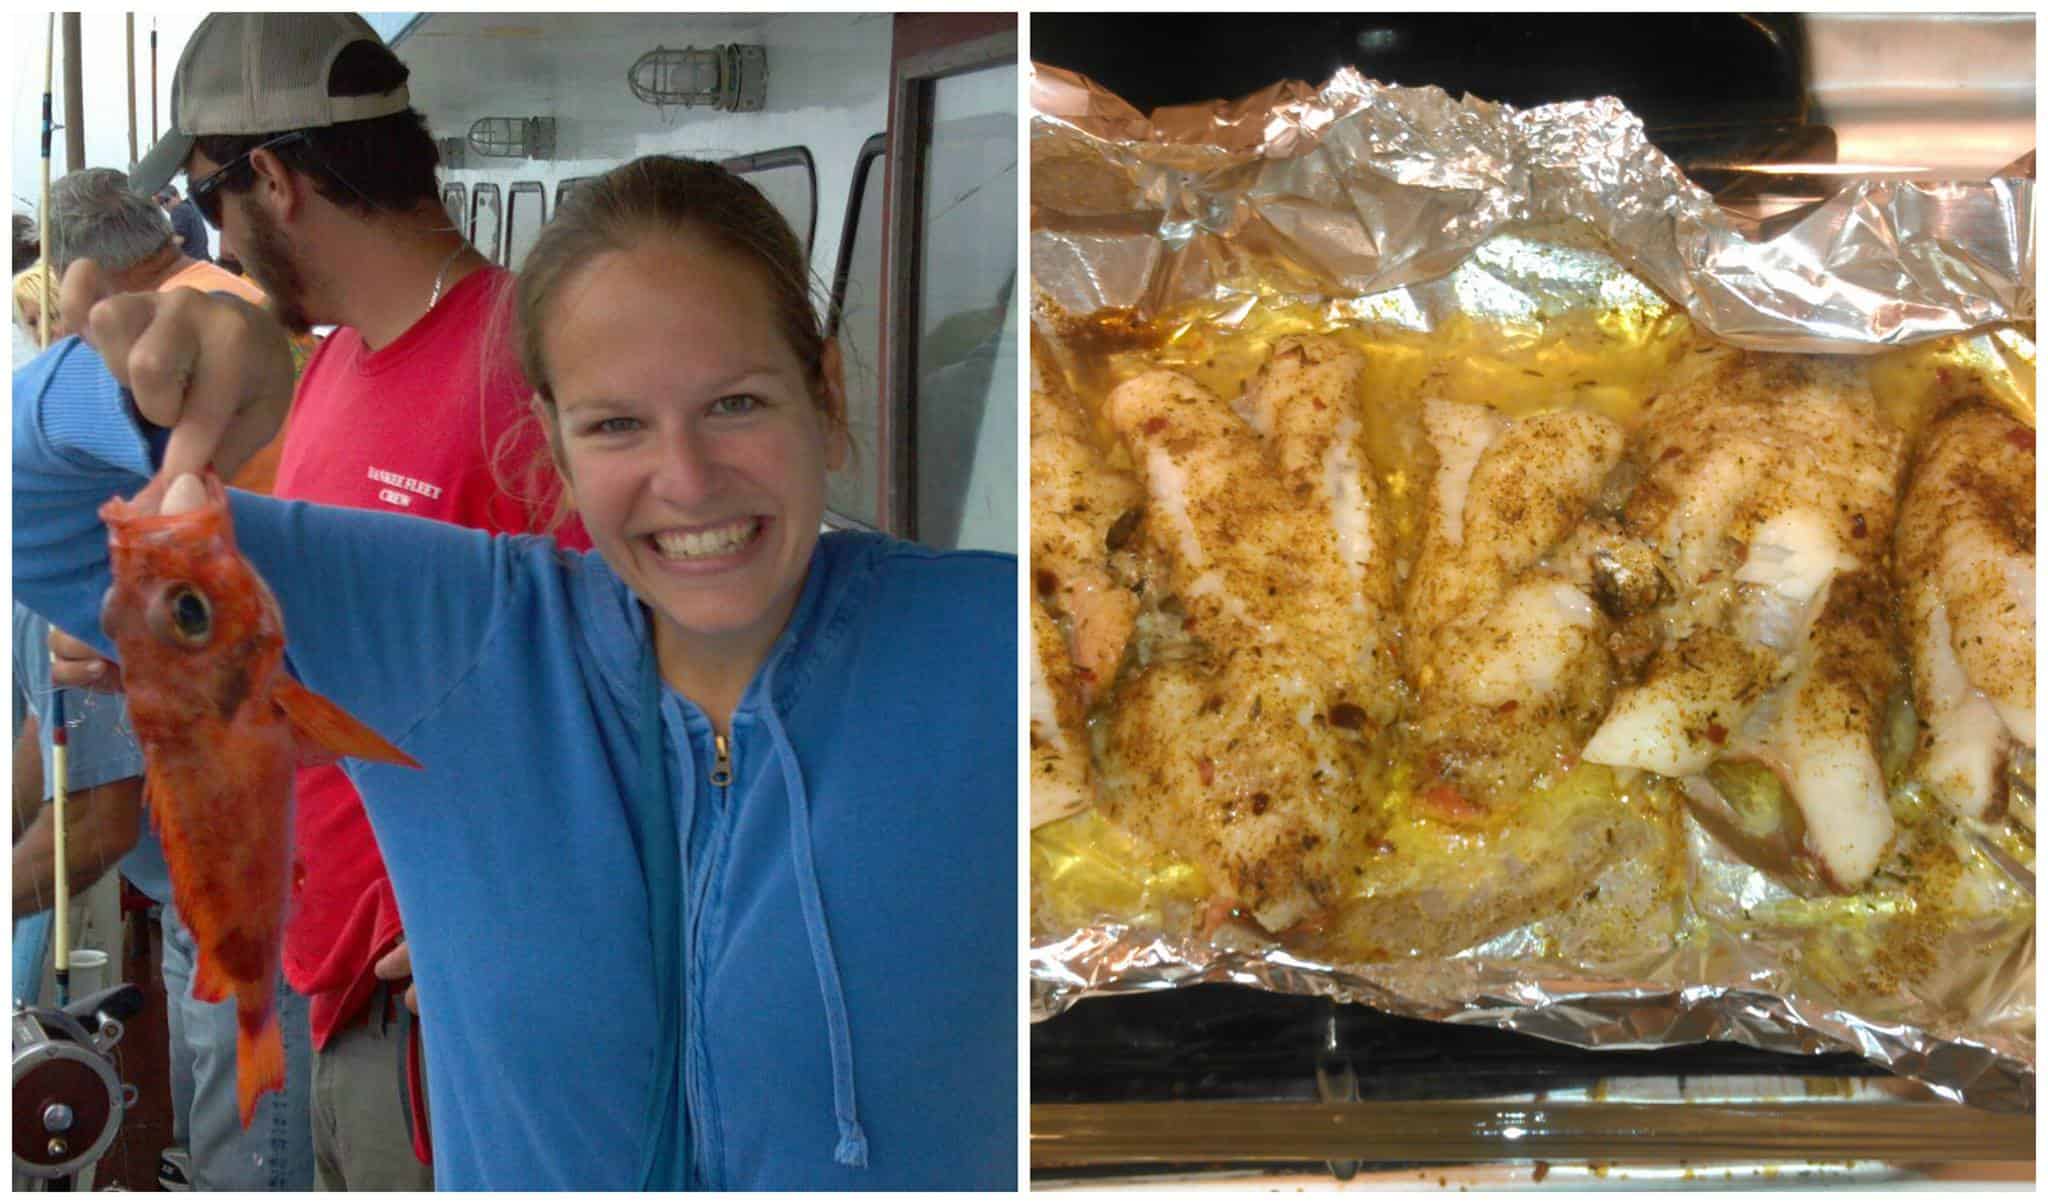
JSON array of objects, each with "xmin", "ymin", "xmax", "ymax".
[{"xmin": 710, "ymin": 733, "xmax": 732, "ymax": 788}]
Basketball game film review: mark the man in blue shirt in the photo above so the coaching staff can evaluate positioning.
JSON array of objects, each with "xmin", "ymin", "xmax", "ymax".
[{"xmin": 153, "ymin": 186, "xmax": 212, "ymax": 264}]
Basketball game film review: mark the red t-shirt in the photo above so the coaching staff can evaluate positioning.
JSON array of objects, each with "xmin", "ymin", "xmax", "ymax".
[{"xmin": 274, "ymin": 266, "xmax": 588, "ymax": 1048}]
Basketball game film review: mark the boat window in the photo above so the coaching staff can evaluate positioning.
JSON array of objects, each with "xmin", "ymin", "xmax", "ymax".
[
  {"xmin": 470, "ymin": 184, "xmax": 503, "ymax": 264},
  {"xmin": 441, "ymin": 183, "xmax": 466, "ymax": 231},
  {"xmin": 719, "ymin": 146, "xmax": 818, "ymax": 257},
  {"xmin": 825, "ymin": 134, "xmax": 888, "ymax": 533},
  {"xmin": 906, "ymin": 53, "xmax": 1018, "ymax": 553},
  {"xmin": 555, "ymin": 177, "xmax": 594, "ymax": 215},
  {"xmin": 505, "ymin": 182, "xmax": 546, "ymax": 272}
]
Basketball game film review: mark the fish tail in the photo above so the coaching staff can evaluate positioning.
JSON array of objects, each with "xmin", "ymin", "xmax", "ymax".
[{"xmin": 235, "ymin": 1003, "xmax": 286, "ymax": 1129}]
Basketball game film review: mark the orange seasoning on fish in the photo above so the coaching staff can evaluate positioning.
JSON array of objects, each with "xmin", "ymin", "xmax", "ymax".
[{"xmin": 99, "ymin": 472, "xmax": 420, "ymax": 1127}]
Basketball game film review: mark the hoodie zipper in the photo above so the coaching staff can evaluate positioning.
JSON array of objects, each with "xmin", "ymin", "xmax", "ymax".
[
  {"xmin": 710, "ymin": 734, "xmax": 732, "ymax": 787},
  {"xmin": 685, "ymin": 726, "xmax": 734, "ymax": 1186}
]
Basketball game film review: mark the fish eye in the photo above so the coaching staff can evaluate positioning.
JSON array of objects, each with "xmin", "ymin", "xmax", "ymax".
[{"xmin": 164, "ymin": 584, "xmax": 212, "ymax": 646}]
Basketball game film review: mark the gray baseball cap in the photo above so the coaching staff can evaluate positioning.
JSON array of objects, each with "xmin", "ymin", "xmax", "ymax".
[{"xmin": 132, "ymin": 13, "xmax": 410, "ymax": 197}]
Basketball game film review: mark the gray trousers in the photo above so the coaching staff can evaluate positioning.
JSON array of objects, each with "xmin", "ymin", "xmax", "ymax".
[
  {"xmin": 160, "ymin": 902, "xmax": 316, "ymax": 1190},
  {"xmin": 312, "ymin": 985, "xmax": 433, "ymax": 1191}
]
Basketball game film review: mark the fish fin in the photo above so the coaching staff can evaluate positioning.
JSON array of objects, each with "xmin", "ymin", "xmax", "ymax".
[
  {"xmin": 274, "ymin": 678, "xmax": 422, "ymax": 769},
  {"xmin": 235, "ymin": 1003, "xmax": 285, "ymax": 1129},
  {"xmin": 140, "ymin": 763, "xmax": 191, "ymax": 847},
  {"xmin": 140, "ymin": 773, "xmax": 165, "ymax": 836},
  {"xmin": 190, "ymin": 950, "xmax": 234, "ymax": 1004}
]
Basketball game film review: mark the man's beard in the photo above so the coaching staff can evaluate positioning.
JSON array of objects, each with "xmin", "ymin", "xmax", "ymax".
[{"xmin": 233, "ymin": 196, "xmax": 314, "ymax": 335}]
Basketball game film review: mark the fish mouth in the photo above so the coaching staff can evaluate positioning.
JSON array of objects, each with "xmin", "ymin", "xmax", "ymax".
[
  {"xmin": 646, "ymin": 517, "xmax": 767, "ymax": 564},
  {"xmin": 103, "ymin": 471, "xmax": 231, "ymax": 546}
]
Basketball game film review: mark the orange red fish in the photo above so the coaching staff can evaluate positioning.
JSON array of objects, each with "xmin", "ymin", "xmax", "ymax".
[{"xmin": 99, "ymin": 472, "xmax": 418, "ymax": 1125}]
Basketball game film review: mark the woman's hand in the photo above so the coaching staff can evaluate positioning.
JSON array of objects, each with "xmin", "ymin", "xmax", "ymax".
[{"xmin": 61, "ymin": 258, "xmax": 296, "ymax": 504}]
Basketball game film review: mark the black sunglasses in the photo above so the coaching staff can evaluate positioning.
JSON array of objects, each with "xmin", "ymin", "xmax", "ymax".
[{"xmin": 188, "ymin": 131, "xmax": 308, "ymax": 228}]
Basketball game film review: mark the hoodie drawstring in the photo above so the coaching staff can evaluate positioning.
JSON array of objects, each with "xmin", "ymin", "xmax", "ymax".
[
  {"xmin": 760, "ymin": 688, "xmax": 869, "ymax": 1169},
  {"xmin": 633, "ymin": 653, "xmax": 688, "ymax": 1189}
]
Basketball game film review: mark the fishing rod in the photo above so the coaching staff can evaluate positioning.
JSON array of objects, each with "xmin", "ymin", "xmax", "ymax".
[
  {"xmin": 151, "ymin": 19, "xmax": 159, "ymax": 142},
  {"xmin": 38, "ymin": 12, "xmax": 53, "ymax": 349},
  {"xmin": 127, "ymin": 15, "xmax": 138, "ymax": 169},
  {"xmin": 63, "ymin": 14, "xmax": 83, "ymax": 177},
  {"xmin": 50, "ymin": 689, "xmax": 71, "ymax": 1008}
]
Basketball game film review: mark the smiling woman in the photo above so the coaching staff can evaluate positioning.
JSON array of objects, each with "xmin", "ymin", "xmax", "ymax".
[
  {"xmin": 12, "ymin": 151, "xmax": 1019, "ymax": 1190},
  {"xmin": 516, "ymin": 159, "xmax": 847, "ymax": 726}
]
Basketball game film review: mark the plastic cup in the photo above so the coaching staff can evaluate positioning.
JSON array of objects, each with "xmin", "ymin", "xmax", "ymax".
[{"xmin": 65, "ymin": 948, "xmax": 109, "ymax": 997}]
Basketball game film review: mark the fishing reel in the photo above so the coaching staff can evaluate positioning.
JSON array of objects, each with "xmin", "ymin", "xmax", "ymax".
[{"xmin": 12, "ymin": 983, "xmax": 143, "ymax": 1183}]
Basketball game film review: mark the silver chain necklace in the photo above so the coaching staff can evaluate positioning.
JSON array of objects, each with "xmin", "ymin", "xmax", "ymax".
[{"xmin": 426, "ymin": 241, "xmax": 468, "ymax": 311}]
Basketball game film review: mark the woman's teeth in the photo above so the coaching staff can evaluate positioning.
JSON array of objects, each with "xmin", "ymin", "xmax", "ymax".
[{"xmin": 652, "ymin": 518, "xmax": 759, "ymax": 560}]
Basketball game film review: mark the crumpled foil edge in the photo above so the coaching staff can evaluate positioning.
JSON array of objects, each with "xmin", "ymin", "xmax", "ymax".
[
  {"xmin": 1030, "ymin": 63, "xmax": 2034, "ymax": 355},
  {"xmin": 1030, "ymin": 926, "xmax": 2035, "ymax": 1113}
]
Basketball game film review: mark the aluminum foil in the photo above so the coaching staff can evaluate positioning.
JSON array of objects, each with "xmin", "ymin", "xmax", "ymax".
[
  {"xmin": 1031, "ymin": 927, "xmax": 2031, "ymax": 1113},
  {"xmin": 1029, "ymin": 64, "xmax": 2036, "ymax": 1113},
  {"xmin": 1030, "ymin": 65, "xmax": 2033, "ymax": 355}
]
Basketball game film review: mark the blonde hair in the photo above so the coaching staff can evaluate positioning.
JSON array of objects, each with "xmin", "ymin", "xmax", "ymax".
[{"xmin": 13, "ymin": 263, "xmax": 52, "ymax": 332}]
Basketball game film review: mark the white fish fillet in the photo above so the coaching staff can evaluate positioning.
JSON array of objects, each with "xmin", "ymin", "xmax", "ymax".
[
  {"xmin": 1896, "ymin": 404, "xmax": 2035, "ymax": 820},
  {"xmin": 1584, "ymin": 354, "xmax": 1906, "ymax": 890},
  {"xmin": 1404, "ymin": 400, "xmax": 1623, "ymax": 806},
  {"xmin": 1095, "ymin": 361, "xmax": 1393, "ymax": 931}
]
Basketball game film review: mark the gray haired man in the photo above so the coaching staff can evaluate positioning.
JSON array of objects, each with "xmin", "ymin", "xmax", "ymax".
[{"xmin": 48, "ymin": 168, "xmax": 255, "ymax": 303}]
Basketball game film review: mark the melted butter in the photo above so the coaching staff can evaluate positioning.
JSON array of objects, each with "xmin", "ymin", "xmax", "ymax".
[
  {"xmin": 1031, "ymin": 806, "xmax": 1209, "ymax": 933},
  {"xmin": 1867, "ymin": 325, "xmax": 2037, "ymax": 440}
]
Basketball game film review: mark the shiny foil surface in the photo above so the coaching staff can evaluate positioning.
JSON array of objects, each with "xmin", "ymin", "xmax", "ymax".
[
  {"xmin": 1029, "ymin": 64, "xmax": 2035, "ymax": 1113},
  {"xmin": 1031, "ymin": 65, "xmax": 2032, "ymax": 355}
]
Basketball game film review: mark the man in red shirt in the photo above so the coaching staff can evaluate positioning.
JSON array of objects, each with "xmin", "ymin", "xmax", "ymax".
[{"xmin": 113, "ymin": 13, "xmax": 587, "ymax": 1189}]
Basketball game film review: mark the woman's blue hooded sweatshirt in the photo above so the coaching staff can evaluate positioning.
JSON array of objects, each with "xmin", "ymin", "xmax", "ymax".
[{"xmin": 14, "ymin": 340, "xmax": 1018, "ymax": 1189}]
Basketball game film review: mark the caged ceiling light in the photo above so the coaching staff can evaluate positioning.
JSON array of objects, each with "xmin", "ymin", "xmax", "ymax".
[
  {"xmin": 465, "ymin": 117, "xmax": 557, "ymax": 161},
  {"xmin": 628, "ymin": 44, "xmax": 766, "ymax": 112}
]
